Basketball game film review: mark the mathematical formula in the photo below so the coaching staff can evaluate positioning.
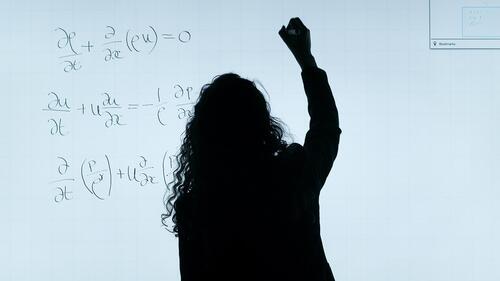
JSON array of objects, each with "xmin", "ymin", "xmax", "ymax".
[
  {"xmin": 47, "ymin": 25, "xmax": 193, "ymax": 204},
  {"xmin": 50, "ymin": 152, "xmax": 176, "ymax": 203},
  {"xmin": 55, "ymin": 26, "xmax": 192, "ymax": 72},
  {"xmin": 42, "ymin": 84, "xmax": 196, "ymax": 136}
]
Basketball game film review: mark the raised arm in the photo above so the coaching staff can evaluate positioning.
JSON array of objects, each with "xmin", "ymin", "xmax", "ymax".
[
  {"xmin": 301, "ymin": 65, "xmax": 341, "ymax": 192},
  {"xmin": 280, "ymin": 18, "xmax": 341, "ymax": 194}
]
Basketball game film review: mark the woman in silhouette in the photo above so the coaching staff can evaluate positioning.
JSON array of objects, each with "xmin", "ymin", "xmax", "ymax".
[{"xmin": 162, "ymin": 17, "xmax": 341, "ymax": 281}]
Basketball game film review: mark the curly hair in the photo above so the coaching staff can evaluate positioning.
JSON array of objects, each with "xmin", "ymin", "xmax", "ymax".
[{"xmin": 161, "ymin": 73, "xmax": 291, "ymax": 237}]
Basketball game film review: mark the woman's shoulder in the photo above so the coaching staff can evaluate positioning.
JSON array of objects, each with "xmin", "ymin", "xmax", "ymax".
[
  {"xmin": 284, "ymin": 142, "xmax": 304, "ymax": 156},
  {"xmin": 277, "ymin": 143, "xmax": 305, "ymax": 170},
  {"xmin": 267, "ymin": 143, "xmax": 307, "ymax": 192}
]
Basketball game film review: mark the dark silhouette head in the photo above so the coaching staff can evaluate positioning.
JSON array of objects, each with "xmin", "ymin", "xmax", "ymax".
[{"xmin": 162, "ymin": 73, "xmax": 289, "ymax": 236}]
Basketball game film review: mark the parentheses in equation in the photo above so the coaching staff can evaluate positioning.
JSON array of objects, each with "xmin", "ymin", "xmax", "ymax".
[
  {"xmin": 125, "ymin": 29, "xmax": 132, "ymax": 52},
  {"xmin": 105, "ymin": 154, "xmax": 112, "ymax": 196},
  {"xmin": 148, "ymin": 25, "xmax": 158, "ymax": 54},
  {"xmin": 80, "ymin": 158, "xmax": 94, "ymax": 196},
  {"xmin": 162, "ymin": 150, "xmax": 169, "ymax": 190}
]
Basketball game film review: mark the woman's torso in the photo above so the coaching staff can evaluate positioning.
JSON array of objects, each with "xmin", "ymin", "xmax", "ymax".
[{"xmin": 195, "ymin": 149, "xmax": 335, "ymax": 281}]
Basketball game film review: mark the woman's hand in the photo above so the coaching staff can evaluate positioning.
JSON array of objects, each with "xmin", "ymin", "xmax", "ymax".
[{"xmin": 279, "ymin": 17, "xmax": 317, "ymax": 69}]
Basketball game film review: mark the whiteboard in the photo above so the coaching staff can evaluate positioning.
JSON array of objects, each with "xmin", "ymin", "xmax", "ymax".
[{"xmin": 2, "ymin": 0, "xmax": 499, "ymax": 281}]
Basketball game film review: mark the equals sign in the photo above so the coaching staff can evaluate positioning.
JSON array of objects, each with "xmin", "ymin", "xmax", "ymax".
[
  {"xmin": 162, "ymin": 34, "xmax": 175, "ymax": 39},
  {"xmin": 128, "ymin": 104, "xmax": 139, "ymax": 110}
]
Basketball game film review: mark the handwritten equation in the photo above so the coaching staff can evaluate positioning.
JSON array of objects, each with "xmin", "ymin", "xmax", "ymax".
[
  {"xmin": 462, "ymin": 7, "xmax": 500, "ymax": 38},
  {"xmin": 49, "ymin": 152, "xmax": 176, "ymax": 203},
  {"xmin": 55, "ymin": 26, "xmax": 192, "ymax": 72},
  {"xmin": 42, "ymin": 84, "xmax": 195, "ymax": 136}
]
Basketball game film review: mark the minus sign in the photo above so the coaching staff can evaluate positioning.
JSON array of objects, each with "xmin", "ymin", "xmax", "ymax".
[{"xmin": 142, "ymin": 104, "xmax": 154, "ymax": 106}]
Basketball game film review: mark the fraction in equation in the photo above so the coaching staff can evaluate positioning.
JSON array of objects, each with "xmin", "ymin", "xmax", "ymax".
[{"xmin": 55, "ymin": 25, "xmax": 192, "ymax": 72}]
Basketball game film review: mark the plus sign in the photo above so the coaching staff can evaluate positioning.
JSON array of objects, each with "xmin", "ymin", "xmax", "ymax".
[
  {"xmin": 81, "ymin": 41, "xmax": 94, "ymax": 52},
  {"xmin": 117, "ymin": 169, "xmax": 125, "ymax": 179}
]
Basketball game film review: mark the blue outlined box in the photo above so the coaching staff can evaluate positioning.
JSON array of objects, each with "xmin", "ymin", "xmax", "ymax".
[
  {"xmin": 462, "ymin": 7, "xmax": 500, "ymax": 38},
  {"xmin": 430, "ymin": 0, "xmax": 500, "ymax": 49}
]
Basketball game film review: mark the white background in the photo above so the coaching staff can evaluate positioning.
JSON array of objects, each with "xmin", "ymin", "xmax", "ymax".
[{"xmin": 1, "ymin": 0, "xmax": 499, "ymax": 280}]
